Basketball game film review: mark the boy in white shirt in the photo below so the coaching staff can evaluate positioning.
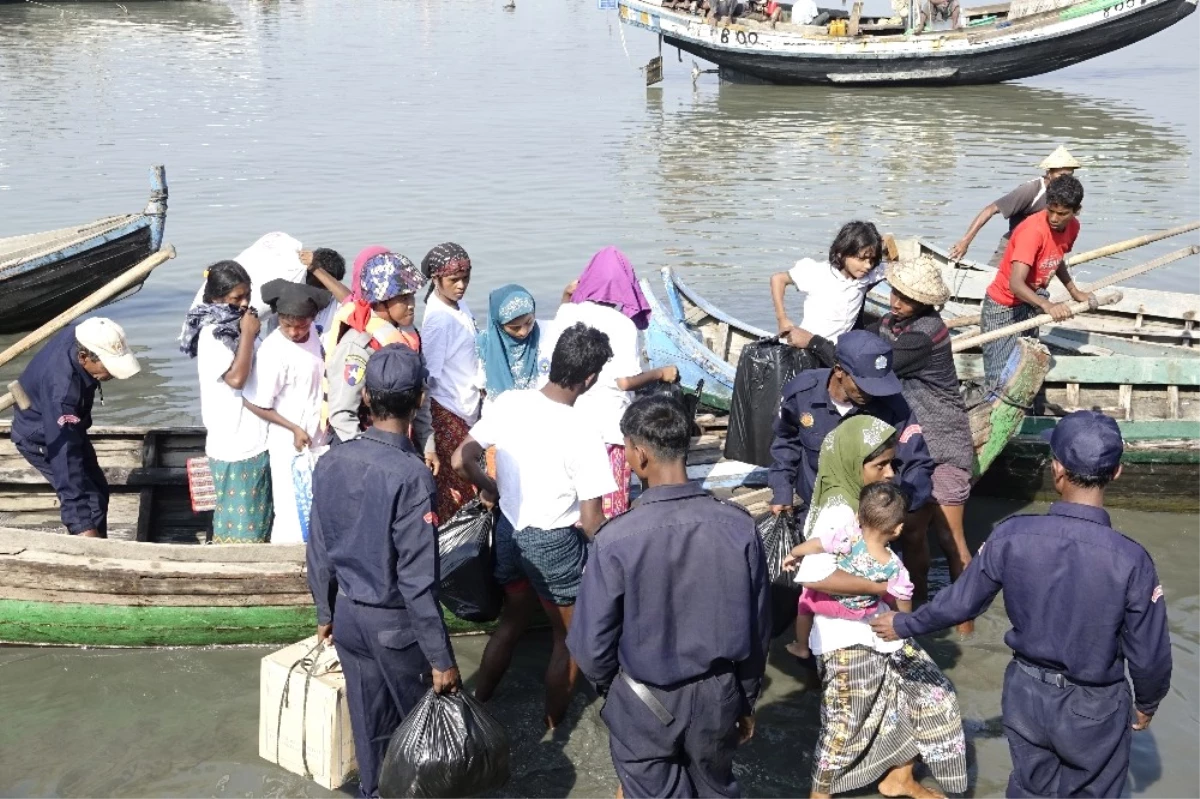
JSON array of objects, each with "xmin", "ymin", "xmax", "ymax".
[{"xmin": 453, "ymin": 322, "xmax": 616, "ymax": 730}]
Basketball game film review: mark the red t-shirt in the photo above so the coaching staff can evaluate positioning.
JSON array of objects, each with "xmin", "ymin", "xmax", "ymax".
[{"xmin": 986, "ymin": 211, "xmax": 1080, "ymax": 307}]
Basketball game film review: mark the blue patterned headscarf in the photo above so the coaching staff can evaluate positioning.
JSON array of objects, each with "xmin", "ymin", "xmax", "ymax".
[
  {"xmin": 477, "ymin": 284, "xmax": 540, "ymax": 398},
  {"xmin": 359, "ymin": 250, "xmax": 425, "ymax": 303}
]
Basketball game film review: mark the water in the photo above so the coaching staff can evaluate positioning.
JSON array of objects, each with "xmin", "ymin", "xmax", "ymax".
[{"xmin": 0, "ymin": 1, "xmax": 1197, "ymax": 796}]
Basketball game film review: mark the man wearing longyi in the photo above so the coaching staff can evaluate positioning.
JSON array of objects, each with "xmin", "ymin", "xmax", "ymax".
[{"xmin": 11, "ymin": 317, "xmax": 141, "ymax": 538}]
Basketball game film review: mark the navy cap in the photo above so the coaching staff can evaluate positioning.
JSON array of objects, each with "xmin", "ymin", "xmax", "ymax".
[
  {"xmin": 365, "ymin": 344, "xmax": 428, "ymax": 393},
  {"xmin": 834, "ymin": 331, "xmax": 902, "ymax": 397},
  {"xmin": 1041, "ymin": 410, "xmax": 1124, "ymax": 476}
]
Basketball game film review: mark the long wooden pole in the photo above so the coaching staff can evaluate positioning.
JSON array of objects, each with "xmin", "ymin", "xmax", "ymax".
[
  {"xmin": 951, "ymin": 291, "xmax": 1123, "ymax": 353},
  {"xmin": 1064, "ymin": 222, "xmax": 1200, "ymax": 268},
  {"xmin": 0, "ymin": 245, "xmax": 176, "ymax": 371}
]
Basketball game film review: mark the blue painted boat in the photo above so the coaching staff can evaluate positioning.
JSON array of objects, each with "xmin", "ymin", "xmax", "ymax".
[{"xmin": 0, "ymin": 165, "xmax": 167, "ymax": 335}]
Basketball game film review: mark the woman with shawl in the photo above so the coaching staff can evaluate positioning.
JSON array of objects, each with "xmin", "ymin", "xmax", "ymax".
[
  {"xmin": 795, "ymin": 415, "xmax": 967, "ymax": 799},
  {"xmin": 476, "ymin": 284, "xmax": 552, "ymax": 412},
  {"xmin": 554, "ymin": 246, "xmax": 678, "ymax": 518},
  {"xmin": 179, "ymin": 260, "xmax": 273, "ymax": 542}
]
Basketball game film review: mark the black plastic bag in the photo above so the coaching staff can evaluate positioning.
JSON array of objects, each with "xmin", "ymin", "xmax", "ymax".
[
  {"xmin": 634, "ymin": 377, "xmax": 704, "ymax": 437},
  {"xmin": 757, "ymin": 511, "xmax": 803, "ymax": 638},
  {"xmin": 437, "ymin": 499, "xmax": 502, "ymax": 623},
  {"xmin": 725, "ymin": 340, "xmax": 818, "ymax": 468},
  {"xmin": 379, "ymin": 689, "xmax": 511, "ymax": 798}
]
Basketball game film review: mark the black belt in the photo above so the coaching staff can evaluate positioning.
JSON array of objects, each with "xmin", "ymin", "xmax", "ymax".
[
  {"xmin": 1015, "ymin": 659, "xmax": 1077, "ymax": 688},
  {"xmin": 620, "ymin": 672, "xmax": 674, "ymax": 725}
]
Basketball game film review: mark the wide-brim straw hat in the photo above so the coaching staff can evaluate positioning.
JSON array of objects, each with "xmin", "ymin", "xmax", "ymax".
[
  {"xmin": 886, "ymin": 255, "xmax": 951, "ymax": 307},
  {"xmin": 1039, "ymin": 145, "xmax": 1082, "ymax": 170}
]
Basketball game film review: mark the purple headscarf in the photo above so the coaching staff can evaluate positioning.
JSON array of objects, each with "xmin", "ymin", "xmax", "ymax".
[{"xmin": 571, "ymin": 246, "xmax": 652, "ymax": 331}]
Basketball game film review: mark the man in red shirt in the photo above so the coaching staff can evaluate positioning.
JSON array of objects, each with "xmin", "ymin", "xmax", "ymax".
[{"xmin": 979, "ymin": 175, "xmax": 1094, "ymax": 388}]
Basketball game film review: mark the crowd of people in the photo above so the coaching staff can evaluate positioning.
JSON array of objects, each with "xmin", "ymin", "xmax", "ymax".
[{"xmin": 8, "ymin": 143, "xmax": 1173, "ymax": 799}]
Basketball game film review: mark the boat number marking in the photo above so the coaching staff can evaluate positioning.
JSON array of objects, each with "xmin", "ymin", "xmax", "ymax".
[
  {"xmin": 1102, "ymin": 0, "xmax": 1145, "ymax": 16},
  {"xmin": 719, "ymin": 28, "xmax": 759, "ymax": 44}
]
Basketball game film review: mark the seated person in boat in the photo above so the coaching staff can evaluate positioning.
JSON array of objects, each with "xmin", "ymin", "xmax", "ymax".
[
  {"xmin": 949, "ymin": 146, "xmax": 1081, "ymax": 265},
  {"xmin": 770, "ymin": 220, "xmax": 887, "ymax": 367},
  {"xmin": 11, "ymin": 318, "xmax": 141, "ymax": 538},
  {"xmin": 979, "ymin": 175, "xmax": 1094, "ymax": 390},
  {"xmin": 872, "ymin": 255, "xmax": 976, "ymax": 632},
  {"xmin": 301, "ymin": 247, "xmax": 351, "ymax": 336},
  {"xmin": 913, "ymin": 0, "xmax": 963, "ymax": 32}
]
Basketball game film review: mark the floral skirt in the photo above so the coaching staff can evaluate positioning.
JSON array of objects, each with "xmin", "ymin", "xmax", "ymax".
[
  {"xmin": 430, "ymin": 399, "xmax": 477, "ymax": 523},
  {"xmin": 602, "ymin": 443, "xmax": 631, "ymax": 519},
  {"xmin": 209, "ymin": 451, "xmax": 273, "ymax": 544},
  {"xmin": 813, "ymin": 642, "xmax": 967, "ymax": 796}
]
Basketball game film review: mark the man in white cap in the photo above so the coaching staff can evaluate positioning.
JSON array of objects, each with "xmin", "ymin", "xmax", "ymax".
[
  {"xmin": 10, "ymin": 317, "xmax": 140, "ymax": 538},
  {"xmin": 949, "ymin": 145, "xmax": 1081, "ymax": 265}
]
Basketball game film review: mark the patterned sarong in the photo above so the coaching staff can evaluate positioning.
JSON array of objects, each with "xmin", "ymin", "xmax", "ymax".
[
  {"xmin": 209, "ymin": 451, "xmax": 273, "ymax": 544},
  {"xmin": 430, "ymin": 398, "xmax": 478, "ymax": 523},
  {"xmin": 602, "ymin": 443, "xmax": 631, "ymax": 519},
  {"xmin": 813, "ymin": 642, "xmax": 967, "ymax": 795}
]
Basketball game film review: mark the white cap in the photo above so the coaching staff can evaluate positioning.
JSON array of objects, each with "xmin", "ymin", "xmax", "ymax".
[{"xmin": 75, "ymin": 317, "xmax": 140, "ymax": 380}]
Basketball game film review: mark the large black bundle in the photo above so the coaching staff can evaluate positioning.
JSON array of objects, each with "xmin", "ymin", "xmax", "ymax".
[
  {"xmin": 437, "ymin": 499, "xmax": 502, "ymax": 623},
  {"xmin": 379, "ymin": 690, "xmax": 511, "ymax": 798},
  {"xmin": 757, "ymin": 511, "xmax": 803, "ymax": 638},
  {"xmin": 634, "ymin": 377, "xmax": 705, "ymax": 437},
  {"xmin": 724, "ymin": 340, "xmax": 817, "ymax": 467}
]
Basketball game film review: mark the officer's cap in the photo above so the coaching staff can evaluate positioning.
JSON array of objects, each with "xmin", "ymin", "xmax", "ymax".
[
  {"xmin": 1041, "ymin": 410, "xmax": 1123, "ymax": 476},
  {"xmin": 365, "ymin": 344, "xmax": 427, "ymax": 394},
  {"xmin": 834, "ymin": 331, "xmax": 901, "ymax": 398}
]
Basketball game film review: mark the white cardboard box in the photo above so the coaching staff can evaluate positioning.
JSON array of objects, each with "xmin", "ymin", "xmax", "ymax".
[{"xmin": 259, "ymin": 636, "xmax": 357, "ymax": 790}]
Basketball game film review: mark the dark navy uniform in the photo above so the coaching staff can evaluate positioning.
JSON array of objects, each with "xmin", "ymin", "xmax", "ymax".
[
  {"xmin": 567, "ymin": 483, "xmax": 772, "ymax": 798},
  {"xmin": 891, "ymin": 489, "xmax": 1171, "ymax": 795},
  {"xmin": 306, "ymin": 347, "xmax": 456, "ymax": 799},
  {"xmin": 11, "ymin": 326, "xmax": 109, "ymax": 536}
]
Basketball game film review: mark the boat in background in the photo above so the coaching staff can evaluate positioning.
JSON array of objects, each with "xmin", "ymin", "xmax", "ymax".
[{"xmin": 0, "ymin": 165, "xmax": 167, "ymax": 335}]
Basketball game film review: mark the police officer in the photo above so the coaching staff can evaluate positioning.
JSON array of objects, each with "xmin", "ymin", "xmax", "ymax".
[
  {"xmin": 767, "ymin": 329, "xmax": 934, "ymax": 520},
  {"xmin": 568, "ymin": 395, "xmax": 771, "ymax": 798},
  {"xmin": 306, "ymin": 344, "xmax": 459, "ymax": 799},
  {"xmin": 870, "ymin": 410, "xmax": 1172, "ymax": 798},
  {"xmin": 11, "ymin": 318, "xmax": 141, "ymax": 538}
]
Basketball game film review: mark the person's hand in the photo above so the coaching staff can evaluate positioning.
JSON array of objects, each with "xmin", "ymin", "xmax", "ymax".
[
  {"xmin": 737, "ymin": 714, "xmax": 755, "ymax": 745},
  {"xmin": 239, "ymin": 308, "xmax": 261, "ymax": 339},
  {"xmin": 770, "ymin": 504, "xmax": 792, "ymax": 516},
  {"xmin": 781, "ymin": 553, "xmax": 803, "ymax": 572},
  {"xmin": 659, "ymin": 365, "xmax": 679, "ymax": 384},
  {"xmin": 432, "ymin": 666, "xmax": 461, "ymax": 694},
  {"xmin": 1044, "ymin": 302, "xmax": 1075, "ymax": 322},
  {"xmin": 425, "ymin": 451, "xmax": 441, "ymax": 476},
  {"xmin": 778, "ymin": 318, "xmax": 797, "ymax": 336},
  {"xmin": 1132, "ymin": 709, "xmax": 1153, "ymax": 731},
  {"xmin": 784, "ymin": 328, "xmax": 813, "ymax": 349},
  {"xmin": 1084, "ymin": 291, "xmax": 1099, "ymax": 311},
  {"xmin": 317, "ymin": 623, "xmax": 333, "ymax": 645},
  {"xmin": 480, "ymin": 487, "xmax": 499, "ymax": 510},
  {"xmin": 869, "ymin": 610, "xmax": 900, "ymax": 641},
  {"xmin": 949, "ymin": 239, "xmax": 970, "ymax": 261},
  {"xmin": 562, "ymin": 280, "xmax": 578, "ymax": 302},
  {"xmin": 292, "ymin": 427, "xmax": 312, "ymax": 451},
  {"xmin": 299, "ymin": 250, "xmax": 315, "ymax": 270}
]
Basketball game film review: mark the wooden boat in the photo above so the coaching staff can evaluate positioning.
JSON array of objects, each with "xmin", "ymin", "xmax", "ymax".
[
  {"xmin": 618, "ymin": 0, "xmax": 1197, "ymax": 86},
  {"xmin": 0, "ymin": 166, "xmax": 168, "ymax": 335}
]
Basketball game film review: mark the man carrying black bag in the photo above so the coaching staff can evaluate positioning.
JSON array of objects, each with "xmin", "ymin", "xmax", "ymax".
[{"xmin": 307, "ymin": 344, "xmax": 460, "ymax": 799}]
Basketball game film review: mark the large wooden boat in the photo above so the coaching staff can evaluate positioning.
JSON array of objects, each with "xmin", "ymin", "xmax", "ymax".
[
  {"xmin": 0, "ymin": 166, "xmax": 168, "ymax": 335},
  {"xmin": 618, "ymin": 0, "xmax": 1198, "ymax": 86}
]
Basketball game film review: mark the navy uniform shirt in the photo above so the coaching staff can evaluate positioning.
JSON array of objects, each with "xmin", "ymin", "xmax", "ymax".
[
  {"xmin": 894, "ymin": 501, "xmax": 1172, "ymax": 714},
  {"xmin": 306, "ymin": 427, "xmax": 455, "ymax": 671},
  {"xmin": 11, "ymin": 325, "xmax": 105, "ymax": 534},
  {"xmin": 567, "ymin": 483, "xmax": 772, "ymax": 711},
  {"xmin": 767, "ymin": 368, "xmax": 935, "ymax": 511}
]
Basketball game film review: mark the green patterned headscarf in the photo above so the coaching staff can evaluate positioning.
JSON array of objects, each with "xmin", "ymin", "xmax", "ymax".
[{"xmin": 803, "ymin": 415, "xmax": 898, "ymax": 539}]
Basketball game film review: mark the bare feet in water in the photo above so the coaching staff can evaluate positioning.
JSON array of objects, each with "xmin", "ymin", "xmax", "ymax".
[
  {"xmin": 955, "ymin": 619, "xmax": 976, "ymax": 637},
  {"xmin": 878, "ymin": 766, "xmax": 946, "ymax": 799}
]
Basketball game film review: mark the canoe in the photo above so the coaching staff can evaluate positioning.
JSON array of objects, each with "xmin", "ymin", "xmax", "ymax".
[
  {"xmin": 0, "ymin": 165, "xmax": 168, "ymax": 335},
  {"xmin": 617, "ymin": 0, "xmax": 1197, "ymax": 87}
]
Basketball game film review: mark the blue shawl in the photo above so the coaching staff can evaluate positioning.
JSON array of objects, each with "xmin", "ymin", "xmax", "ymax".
[{"xmin": 477, "ymin": 284, "xmax": 540, "ymax": 398}]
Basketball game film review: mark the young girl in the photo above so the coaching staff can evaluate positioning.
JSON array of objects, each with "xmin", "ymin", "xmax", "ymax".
[
  {"xmin": 555, "ymin": 246, "xmax": 677, "ymax": 518},
  {"xmin": 420, "ymin": 242, "xmax": 484, "ymax": 522},
  {"xmin": 477, "ymin": 283, "xmax": 553, "ymax": 413},
  {"xmin": 243, "ymin": 278, "xmax": 331, "ymax": 544},
  {"xmin": 180, "ymin": 260, "xmax": 272, "ymax": 543}
]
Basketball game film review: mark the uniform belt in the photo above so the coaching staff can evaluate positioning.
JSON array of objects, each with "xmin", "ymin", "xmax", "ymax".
[
  {"xmin": 620, "ymin": 672, "xmax": 674, "ymax": 726},
  {"xmin": 1014, "ymin": 658, "xmax": 1078, "ymax": 689}
]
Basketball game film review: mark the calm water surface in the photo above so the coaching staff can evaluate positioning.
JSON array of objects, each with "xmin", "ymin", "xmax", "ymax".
[{"xmin": 0, "ymin": 1, "xmax": 1197, "ymax": 796}]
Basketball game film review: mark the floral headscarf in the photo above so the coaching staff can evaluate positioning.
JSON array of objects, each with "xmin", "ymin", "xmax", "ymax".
[{"xmin": 802, "ymin": 415, "xmax": 898, "ymax": 540}]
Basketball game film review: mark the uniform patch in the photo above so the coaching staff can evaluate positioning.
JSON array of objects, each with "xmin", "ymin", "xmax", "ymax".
[
  {"xmin": 874, "ymin": 355, "xmax": 887, "ymax": 370},
  {"xmin": 800, "ymin": 412, "xmax": 814, "ymax": 428},
  {"xmin": 57, "ymin": 414, "xmax": 81, "ymax": 427},
  {"xmin": 423, "ymin": 511, "xmax": 438, "ymax": 526},
  {"xmin": 1151, "ymin": 585, "xmax": 1164, "ymax": 603},
  {"xmin": 899, "ymin": 423, "xmax": 922, "ymax": 444},
  {"xmin": 343, "ymin": 355, "xmax": 367, "ymax": 387}
]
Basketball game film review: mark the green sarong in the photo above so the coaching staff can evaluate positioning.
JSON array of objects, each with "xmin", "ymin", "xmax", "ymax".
[{"xmin": 210, "ymin": 451, "xmax": 274, "ymax": 544}]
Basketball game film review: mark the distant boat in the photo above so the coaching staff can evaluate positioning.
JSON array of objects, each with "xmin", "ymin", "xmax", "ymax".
[
  {"xmin": 618, "ymin": 0, "xmax": 1198, "ymax": 86},
  {"xmin": 0, "ymin": 165, "xmax": 167, "ymax": 336}
]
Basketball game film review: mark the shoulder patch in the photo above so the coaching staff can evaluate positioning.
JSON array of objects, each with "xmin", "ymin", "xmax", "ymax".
[
  {"xmin": 57, "ymin": 414, "xmax": 81, "ymax": 427},
  {"xmin": 423, "ymin": 511, "xmax": 438, "ymax": 526},
  {"xmin": 344, "ymin": 354, "xmax": 367, "ymax": 387},
  {"xmin": 899, "ymin": 423, "xmax": 922, "ymax": 444},
  {"xmin": 1151, "ymin": 585, "xmax": 1164, "ymax": 604}
]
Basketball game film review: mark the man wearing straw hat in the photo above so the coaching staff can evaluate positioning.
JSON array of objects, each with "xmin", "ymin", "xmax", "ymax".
[{"xmin": 949, "ymin": 145, "xmax": 1081, "ymax": 265}]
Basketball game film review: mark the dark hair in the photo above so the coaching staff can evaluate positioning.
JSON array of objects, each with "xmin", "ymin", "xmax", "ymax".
[
  {"xmin": 74, "ymin": 342, "xmax": 101, "ymax": 363},
  {"xmin": 366, "ymin": 387, "xmax": 422, "ymax": 421},
  {"xmin": 829, "ymin": 221, "xmax": 884, "ymax": 270},
  {"xmin": 1046, "ymin": 175, "xmax": 1084, "ymax": 210},
  {"xmin": 864, "ymin": 434, "xmax": 898, "ymax": 465},
  {"xmin": 277, "ymin": 314, "xmax": 315, "ymax": 324},
  {"xmin": 858, "ymin": 482, "xmax": 906, "ymax": 532},
  {"xmin": 421, "ymin": 242, "xmax": 471, "ymax": 300},
  {"xmin": 202, "ymin": 260, "xmax": 251, "ymax": 304},
  {"xmin": 310, "ymin": 248, "xmax": 345, "ymax": 281},
  {"xmin": 1063, "ymin": 464, "xmax": 1118, "ymax": 489},
  {"xmin": 549, "ymin": 322, "xmax": 612, "ymax": 389},
  {"xmin": 620, "ymin": 395, "xmax": 690, "ymax": 462}
]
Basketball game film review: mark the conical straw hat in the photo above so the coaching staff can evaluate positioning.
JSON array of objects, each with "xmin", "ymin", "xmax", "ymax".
[
  {"xmin": 886, "ymin": 255, "xmax": 950, "ymax": 307},
  {"xmin": 1039, "ymin": 145, "xmax": 1081, "ymax": 170}
]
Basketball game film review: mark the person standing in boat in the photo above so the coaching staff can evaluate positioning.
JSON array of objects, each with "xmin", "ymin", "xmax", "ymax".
[
  {"xmin": 949, "ymin": 146, "xmax": 1081, "ymax": 265},
  {"xmin": 770, "ymin": 221, "xmax": 888, "ymax": 367},
  {"xmin": 180, "ymin": 261, "xmax": 273, "ymax": 543},
  {"xmin": 978, "ymin": 175, "xmax": 1095, "ymax": 390},
  {"xmin": 11, "ymin": 317, "xmax": 141, "ymax": 538}
]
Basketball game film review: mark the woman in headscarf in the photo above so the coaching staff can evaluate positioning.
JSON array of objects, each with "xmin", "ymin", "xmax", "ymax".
[
  {"xmin": 180, "ymin": 260, "xmax": 273, "ymax": 543},
  {"xmin": 554, "ymin": 246, "xmax": 677, "ymax": 518},
  {"xmin": 794, "ymin": 416, "xmax": 967, "ymax": 799},
  {"xmin": 476, "ymin": 284, "xmax": 552, "ymax": 412},
  {"xmin": 420, "ymin": 242, "xmax": 484, "ymax": 522}
]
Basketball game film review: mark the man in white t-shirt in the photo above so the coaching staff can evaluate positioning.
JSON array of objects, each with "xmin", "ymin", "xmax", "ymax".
[{"xmin": 452, "ymin": 322, "xmax": 616, "ymax": 729}]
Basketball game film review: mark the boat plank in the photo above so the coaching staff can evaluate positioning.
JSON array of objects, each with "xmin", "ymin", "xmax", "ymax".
[
  {"xmin": 0, "ymin": 527, "xmax": 305, "ymax": 563},
  {"xmin": 0, "ymin": 585, "xmax": 311, "ymax": 608},
  {"xmin": 2, "ymin": 562, "xmax": 307, "ymax": 596}
]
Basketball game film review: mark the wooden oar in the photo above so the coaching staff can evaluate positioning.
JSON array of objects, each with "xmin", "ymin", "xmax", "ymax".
[
  {"xmin": 1064, "ymin": 222, "xmax": 1200, "ymax": 268},
  {"xmin": 951, "ymin": 291, "xmax": 1123, "ymax": 353},
  {"xmin": 0, "ymin": 245, "xmax": 176, "ymax": 372},
  {"xmin": 945, "ymin": 243, "xmax": 1200, "ymax": 330}
]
